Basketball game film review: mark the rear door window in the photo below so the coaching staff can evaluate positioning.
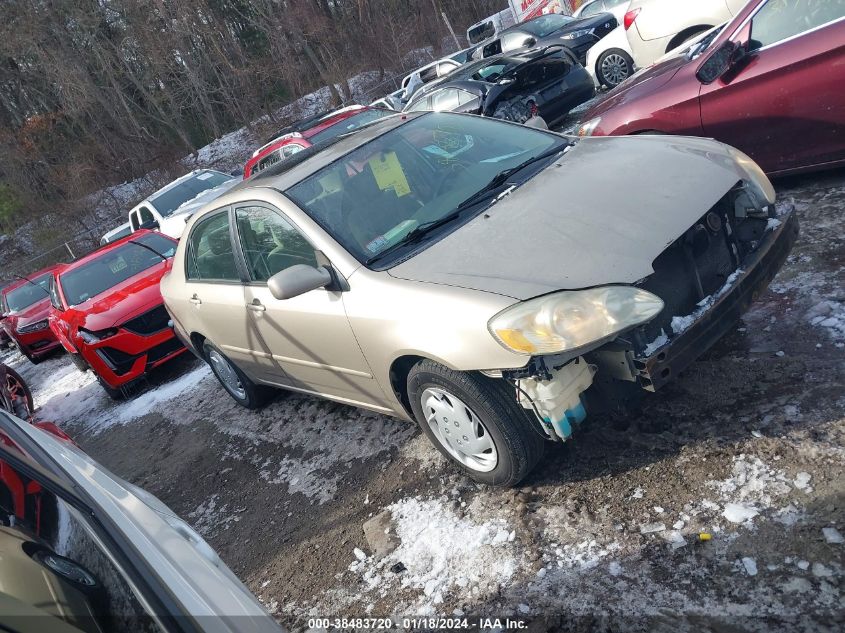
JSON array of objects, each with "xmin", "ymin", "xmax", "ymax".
[{"xmin": 186, "ymin": 211, "xmax": 241, "ymax": 282}]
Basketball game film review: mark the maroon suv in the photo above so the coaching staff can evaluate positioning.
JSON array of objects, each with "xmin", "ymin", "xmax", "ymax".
[{"xmin": 579, "ymin": 0, "xmax": 845, "ymax": 176}]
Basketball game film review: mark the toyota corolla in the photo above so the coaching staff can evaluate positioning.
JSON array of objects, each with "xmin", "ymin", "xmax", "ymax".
[{"xmin": 160, "ymin": 112, "xmax": 797, "ymax": 486}]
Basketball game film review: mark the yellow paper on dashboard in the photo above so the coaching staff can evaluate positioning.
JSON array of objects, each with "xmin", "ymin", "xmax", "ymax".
[{"xmin": 368, "ymin": 151, "xmax": 411, "ymax": 197}]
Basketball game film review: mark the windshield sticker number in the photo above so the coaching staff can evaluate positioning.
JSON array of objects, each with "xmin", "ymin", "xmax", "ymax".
[
  {"xmin": 196, "ymin": 172, "xmax": 214, "ymax": 180},
  {"xmin": 368, "ymin": 152, "xmax": 411, "ymax": 197},
  {"xmin": 108, "ymin": 257, "xmax": 128, "ymax": 274}
]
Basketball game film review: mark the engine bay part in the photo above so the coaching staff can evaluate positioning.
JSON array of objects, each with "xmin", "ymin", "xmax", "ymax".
[{"xmin": 517, "ymin": 358, "xmax": 596, "ymax": 441}]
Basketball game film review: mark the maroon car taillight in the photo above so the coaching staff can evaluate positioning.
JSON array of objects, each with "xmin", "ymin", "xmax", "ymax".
[{"xmin": 624, "ymin": 8, "xmax": 640, "ymax": 30}]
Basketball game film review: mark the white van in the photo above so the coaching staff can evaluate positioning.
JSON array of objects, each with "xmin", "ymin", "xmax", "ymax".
[
  {"xmin": 128, "ymin": 169, "xmax": 240, "ymax": 239},
  {"xmin": 466, "ymin": 8, "xmax": 518, "ymax": 46}
]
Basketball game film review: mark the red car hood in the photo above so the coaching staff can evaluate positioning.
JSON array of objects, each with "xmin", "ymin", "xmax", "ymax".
[
  {"xmin": 65, "ymin": 262, "xmax": 169, "ymax": 332},
  {"xmin": 585, "ymin": 52, "xmax": 691, "ymax": 118},
  {"xmin": 5, "ymin": 298, "xmax": 52, "ymax": 330}
]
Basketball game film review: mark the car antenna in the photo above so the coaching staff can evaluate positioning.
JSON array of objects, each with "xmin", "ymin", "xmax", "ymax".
[{"xmin": 127, "ymin": 239, "xmax": 168, "ymax": 261}]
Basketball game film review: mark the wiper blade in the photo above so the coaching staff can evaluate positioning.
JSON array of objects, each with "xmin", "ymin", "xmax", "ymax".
[
  {"xmin": 366, "ymin": 210, "xmax": 467, "ymax": 265},
  {"xmin": 456, "ymin": 141, "xmax": 569, "ymax": 212}
]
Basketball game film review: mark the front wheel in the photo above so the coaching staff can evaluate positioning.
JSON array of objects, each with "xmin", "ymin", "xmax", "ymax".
[
  {"xmin": 203, "ymin": 341, "xmax": 271, "ymax": 410},
  {"xmin": 407, "ymin": 360, "xmax": 545, "ymax": 487},
  {"xmin": 97, "ymin": 376, "xmax": 126, "ymax": 401},
  {"xmin": 69, "ymin": 352, "xmax": 89, "ymax": 373},
  {"xmin": 596, "ymin": 49, "xmax": 634, "ymax": 89}
]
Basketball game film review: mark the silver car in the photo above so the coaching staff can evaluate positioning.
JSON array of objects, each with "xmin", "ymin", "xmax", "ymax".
[{"xmin": 160, "ymin": 112, "xmax": 797, "ymax": 486}]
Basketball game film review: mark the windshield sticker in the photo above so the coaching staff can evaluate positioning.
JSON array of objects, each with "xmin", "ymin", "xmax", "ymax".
[
  {"xmin": 368, "ymin": 151, "xmax": 411, "ymax": 197},
  {"xmin": 365, "ymin": 235, "xmax": 389, "ymax": 253},
  {"xmin": 108, "ymin": 257, "xmax": 128, "ymax": 274},
  {"xmin": 196, "ymin": 172, "xmax": 214, "ymax": 180},
  {"xmin": 423, "ymin": 133, "xmax": 475, "ymax": 160}
]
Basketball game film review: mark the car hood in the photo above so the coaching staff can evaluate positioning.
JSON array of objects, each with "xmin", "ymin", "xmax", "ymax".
[
  {"xmin": 67, "ymin": 262, "xmax": 169, "ymax": 331},
  {"xmin": 6, "ymin": 298, "xmax": 51, "ymax": 328},
  {"xmin": 3, "ymin": 414, "xmax": 281, "ymax": 629},
  {"xmin": 389, "ymin": 135, "xmax": 749, "ymax": 300},
  {"xmin": 584, "ymin": 52, "xmax": 691, "ymax": 119}
]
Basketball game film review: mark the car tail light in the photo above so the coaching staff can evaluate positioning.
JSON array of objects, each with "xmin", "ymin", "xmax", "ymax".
[{"xmin": 624, "ymin": 8, "xmax": 640, "ymax": 31}]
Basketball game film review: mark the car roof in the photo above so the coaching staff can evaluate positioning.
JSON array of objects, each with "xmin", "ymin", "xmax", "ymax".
[
  {"xmin": 59, "ymin": 229, "xmax": 170, "ymax": 274},
  {"xmin": 2, "ymin": 263, "xmax": 68, "ymax": 293},
  {"xmin": 231, "ymin": 112, "xmax": 415, "ymax": 194}
]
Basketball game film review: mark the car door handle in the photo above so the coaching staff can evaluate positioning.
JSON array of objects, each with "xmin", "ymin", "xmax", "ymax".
[
  {"xmin": 189, "ymin": 295, "xmax": 202, "ymax": 305},
  {"xmin": 247, "ymin": 301, "xmax": 266, "ymax": 312}
]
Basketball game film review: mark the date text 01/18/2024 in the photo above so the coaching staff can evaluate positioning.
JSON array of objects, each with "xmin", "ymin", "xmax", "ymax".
[{"xmin": 306, "ymin": 617, "xmax": 529, "ymax": 630}]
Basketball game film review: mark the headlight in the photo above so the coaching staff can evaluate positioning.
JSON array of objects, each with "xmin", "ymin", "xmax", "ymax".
[
  {"xmin": 577, "ymin": 117, "xmax": 602, "ymax": 137},
  {"xmin": 727, "ymin": 147, "xmax": 776, "ymax": 206},
  {"xmin": 77, "ymin": 327, "xmax": 118, "ymax": 344},
  {"xmin": 562, "ymin": 28, "xmax": 594, "ymax": 39},
  {"xmin": 488, "ymin": 287, "xmax": 664, "ymax": 355},
  {"xmin": 18, "ymin": 319, "xmax": 48, "ymax": 334}
]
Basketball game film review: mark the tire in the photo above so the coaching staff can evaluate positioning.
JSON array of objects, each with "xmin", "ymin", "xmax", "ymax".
[
  {"xmin": 5, "ymin": 366, "xmax": 33, "ymax": 420},
  {"xmin": 407, "ymin": 360, "xmax": 545, "ymax": 487},
  {"xmin": 596, "ymin": 49, "xmax": 634, "ymax": 89},
  {"xmin": 22, "ymin": 350, "xmax": 41, "ymax": 366},
  {"xmin": 203, "ymin": 341, "xmax": 271, "ymax": 409},
  {"xmin": 69, "ymin": 352, "xmax": 89, "ymax": 373},
  {"xmin": 97, "ymin": 376, "xmax": 126, "ymax": 401}
]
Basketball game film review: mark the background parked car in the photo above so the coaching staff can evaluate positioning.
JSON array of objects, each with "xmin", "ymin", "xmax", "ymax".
[
  {"xmin": 48, "ymin": 230, "xmax": 185, "ymax": 399},
  {"xmin": 624, "ymin": 0, "xmax": 747, "ymax": 68},
  {"xmin": 244, "ymin": 106, "xmax": 395, "ymax": 179},
  {"xmin": 99, "ymin": 221, "xmax": 132, "ymax": 245},
  {"xmin": 404, "ymin": 46, "xmax": 595, "ymax": 128},
  {"xmin": 400, "ymin": 56, "xmax": 464, "ymax": 102},
  {"xmin": 580, "ymin": 0, "xmax": 845, "ymax": 176},
  {"xmin": 127, "ymin": 169, "xmax": 240, "ymax": 238},
  {"xmin": 162, "ymin": 111, "xmax": 793, "ymax": 487},
  {"xmin": 576, "ymin": 1, "xmax": 636, "ymax": 88},
  {"xmin": 467, "ymin": 8, "xmax": 519, "ymax": 46},
  {"xmin": 482, "ymin": 12, "xmax": 618, "ymax": 63},
  {"xmin": 0, "ymin": 411, "xmax": 283, "ymax": 632},
  {"xmin": 1, "ymin": 264, "xmax": 66, "ymax": 364}
]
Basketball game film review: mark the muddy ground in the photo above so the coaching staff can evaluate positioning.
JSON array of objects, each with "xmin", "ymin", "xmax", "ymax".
[{"xmin": 5, "ymin": 167, "xmax": 844, "ymax": 632}]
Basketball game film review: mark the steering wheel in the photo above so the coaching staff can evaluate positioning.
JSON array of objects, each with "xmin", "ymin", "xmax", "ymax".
[{"xmin": 436, "ymin": 162, "xmax": 471, "ymax": 197}]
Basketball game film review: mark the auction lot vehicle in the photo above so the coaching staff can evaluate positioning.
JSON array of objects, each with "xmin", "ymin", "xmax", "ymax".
[
  {"xmin": 404, "ymin": 47, "xmax": 595, "ymax": 128},
  {"xmin": 0, "ymin": 410, "xmax": 283, "ymax": 632},
  {"xmin": 244, "ymin": 106, "xmax": 395, "ymax": 179},
  {"xmin": 624, "ymin": 0, "xmax": 748, "ymax": 68},
  {"xmin": 400, "ymin": 57, "xmax": 464, "ymax": 102},
  {"xmin": 48, "ymin": 231, "xmax": 186, "ymax": 399},
  {"xmin": 100, "ymin": 222, "xmax": 132, "ymax": 245},
  {"xmin": 128, "ymin": 169, "xmax": 239, "ymax": 238},
  {"xmin": 576, "ymin": 1, "xmax": 635, "ymax": 88},
  {"xmin": 483, "ymin": 12, "xmax": 618, "ymax": 64},
  {"xmin": 162, "ymin": 112, "xmax": 797, "ymax": 487},
  {"xmin": 580, "ymin": 0, "xmax": 845, "ymax": 175},
  {"xmin": 468, "ymin": 8, "xmax": 519, "ymax": 46},
  {"xmin": 1, "ymin": 264, "xmax": 67, "ymax": 364},
  {"xmin": 0, "ymin": 361, "xmax": 33, "ymax": 421}
]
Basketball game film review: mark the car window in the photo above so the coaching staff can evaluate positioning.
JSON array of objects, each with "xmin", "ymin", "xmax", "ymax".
[
  {"xmin": 60, "ymin": 233, "xmax": 177, "ymax": 306},
  {"xmin": 520, "ymin": 14, "xmax": 574, "ymax": 37},
  {"xmin": 48, "ymin": 274, "xmax": 63, "ymax": 310},
  {"xmin": 468, "ymin": 20, "xmax": 495, "ymax": 44},
  {"xmin": 3, "ymin": 273, "xmax": 52, "ymax": 312},
  {"xmin": 306, "ymin": 109, "xmax": 395, "ymax": 145},
  {"xmin": 419, "ymin": 66, "xmax": 439, "ymax": 83},
  {"xmin": 456, "ymin": 90, "xmax": 479, "ymax": 107},
  {"xmin": 436, "ymin": 61, "xmax": 459, "ymax": 76},
  {"xmin": 581, "ymin": 1, "xmax": 606, "ymax": 17},
  {"xmin": 286, "ymin": 113, "xmax": 562, "ymax": 266},
  {"xmin": 750, "ymin": 0, "xmax": 845, "ymax": 50},
  {"xmin": 283, "ymin": 143, "xmax": 305, "ymax": 157},
  {"xmin": 431, "ymin": 89, "xmax": 462, "ymax": 112},
  {"xmin": 406, "ymin": 95, "xmax": 432, "ymax": 112},
  {"xmin": 149, "ymin": 171, "xmax": 232, "ymax": 217},
  {"xmin": 235, "ymin": 206, "xmax": 317, "ymax": 282},
  {"xmin": 186, "ymin": 211, "xmax": 241, "ymax": 282},
  {"xmin": 138, "ymin": 206, "xmax": 154, "ymax": 225}
]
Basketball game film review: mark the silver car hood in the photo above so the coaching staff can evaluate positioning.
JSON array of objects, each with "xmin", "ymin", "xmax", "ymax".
[{"xmin": 390, "ymin": 135, "xmax": 750, "ymax": 300}]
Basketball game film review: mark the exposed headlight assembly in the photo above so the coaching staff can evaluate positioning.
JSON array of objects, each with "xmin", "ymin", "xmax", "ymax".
[
  {"xmin": 727, "ymin": 147, "xmax": 775, "ymax": 206},
  {"xmin": 17, "ymin": 319, "xmax": 49, "ymax": 334},
  {"xmin": 561, "ymin": 28, "xmax": 594, "ymax": 39},
  {"xmin": 488, "ymin": 286, "xmax": 664, "ymax": 355}
]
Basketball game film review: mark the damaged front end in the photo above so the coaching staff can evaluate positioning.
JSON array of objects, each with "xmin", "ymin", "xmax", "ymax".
[{"xmin": 498, "ymin": 185, "xmax": 799, "ymax": 442}]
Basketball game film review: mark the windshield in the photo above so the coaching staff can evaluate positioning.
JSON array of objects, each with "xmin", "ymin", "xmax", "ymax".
[
  {"xmin": 521, "ymin": 14, "xmax": 574, "ymax": 37},
  {"xmin": 59, "ymin": 233, "xmax": 176, "ymax": 306},
  {"xmin": 3, "ymin": 273, "xmax": 52, "ymax": 312},
  {"xmin": 149, "ymin": 171, "xmax": 232, "ymax": 217},
  {"xmin": 286, "ymin": 113, "xmax": 562, "ymax": 266},
  {"xmin": 307, "ymin": 109, "xmax": 396, "ymax": 145}
]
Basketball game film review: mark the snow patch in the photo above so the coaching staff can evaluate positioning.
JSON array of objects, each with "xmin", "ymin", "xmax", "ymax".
[{"xmin": 671, "ymin": 270, "xmax": 743, "ymax": 335}]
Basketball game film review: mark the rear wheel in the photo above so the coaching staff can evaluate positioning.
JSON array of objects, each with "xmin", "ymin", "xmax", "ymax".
[
  {"xmin": 203, "ymin": 341, "xmax": 271, "ymax": 409},
  {"xmin": 5, "ymin": 366, "xmax": 33, "ymax": 420},
  {"xmin": 407, "ymin": 360, "xmax": 545, "ymax": 487},
  {"xmin": 596, "ymin": 49, "xmax": 634, "ymax": 88},
  {"xmin": 22, "ymin": 350, "xmax": 41, "ymax": 365},
  {"xmin": 97, "ymin": 376, "xmax": 126, "ymax": 401},
  {"xmin": 69, "ymin": 352, "xmax": 89, "ymax": 373}
]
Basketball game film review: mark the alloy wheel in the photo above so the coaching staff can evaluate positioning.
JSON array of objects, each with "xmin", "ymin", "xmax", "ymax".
[
  {"xmin": 601, "ymin": 53, "xmax": 630, "ymax": 87},
  {"xmin": 421, "ymin": 387, "xmax": 498, "ymax": 472}
]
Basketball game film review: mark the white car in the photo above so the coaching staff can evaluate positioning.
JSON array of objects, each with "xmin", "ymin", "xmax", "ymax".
[
  {"xmin": 400, "ymin": 57, "xmax": 463, "ymax": 102},
  {"xmin": 577, "ymin": 0, "xmax": 636, "ymax": 88},
  {"xmin": 624, "ymin": 0, "xmax": 747, "ymax": 69},
  {"xmin": 0, "ymin": 411, "xmax": 282, "ymax": 631},
  {"xmin": 99, "ymin": 222, "xmax": 132, "ymax": 245},
  {"xmin": 128, "ymin": 169, "xmax": 241, "ymax": 239}
]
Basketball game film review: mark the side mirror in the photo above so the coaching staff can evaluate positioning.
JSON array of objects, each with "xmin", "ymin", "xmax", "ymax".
[
  {"xmin": 139, "ymin": 219, "xmax": 160, "ymax": 230},
  {"xmin": 268, "ymin": 265, "xmax": 332, "ymax": 300},
  {"xmin": 697, "ymin": 39, "xmax": 749, "ymax": 84},
  {"xmin": 523, "ymin": 37, "xmax": 536, "ymax": 48}
]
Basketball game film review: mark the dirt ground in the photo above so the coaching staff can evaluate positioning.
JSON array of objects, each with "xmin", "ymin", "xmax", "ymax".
[{"xmin": 5, "ymin": 167, "xmax": 844, "ymax": 633}]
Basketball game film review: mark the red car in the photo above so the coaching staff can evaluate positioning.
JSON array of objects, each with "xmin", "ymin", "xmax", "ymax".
[
  {"xmin": 243, "ymin": 105, "xmax": 395, "ymax": 178},
  {"xmin": 579, "ymin": 1, "xmax": 845, "ymax": 176},
  {"xmin": 47, "ymin": 230, "xmax": 186, "ymax": 399},
  {"xmin": 1, "ymin": 264, "xmax": 67, "ymax": 364}
]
